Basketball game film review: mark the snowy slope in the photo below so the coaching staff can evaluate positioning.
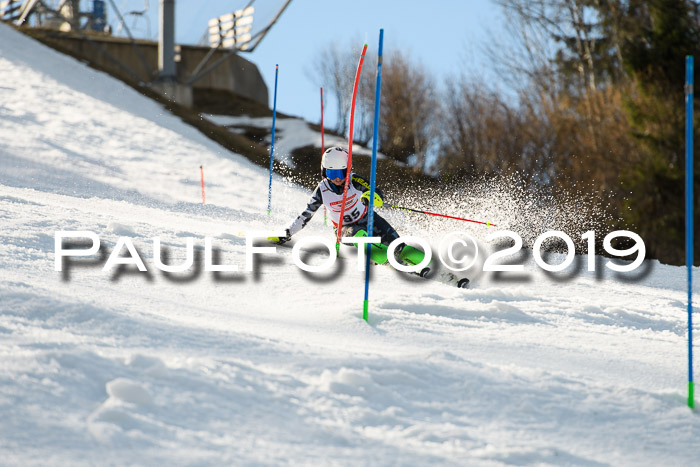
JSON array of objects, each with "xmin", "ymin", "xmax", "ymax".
[{"xmin": 1, "ymin": 23, "xmax": 700, "ymax": 466}]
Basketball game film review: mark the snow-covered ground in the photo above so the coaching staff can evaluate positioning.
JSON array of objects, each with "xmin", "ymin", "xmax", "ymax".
[{"xmin": 1, "ymin": 23, "xmax": 700, "ymax": 465}]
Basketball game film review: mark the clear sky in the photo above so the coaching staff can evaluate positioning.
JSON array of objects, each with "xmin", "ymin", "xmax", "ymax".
[{"xmin": 119, "ymin": 0, "xmax": 507, "ymax": 129}]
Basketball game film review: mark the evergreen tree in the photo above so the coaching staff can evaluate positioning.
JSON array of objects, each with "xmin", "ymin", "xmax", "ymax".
[{"xmin": 604, "ymin": 0, "xmax": 700, "ymax": 264}]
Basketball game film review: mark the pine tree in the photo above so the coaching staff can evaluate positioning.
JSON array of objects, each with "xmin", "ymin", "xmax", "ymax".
[{"xmin": 604, "ymin": 0, "xmax": 700, "ymax": 264}]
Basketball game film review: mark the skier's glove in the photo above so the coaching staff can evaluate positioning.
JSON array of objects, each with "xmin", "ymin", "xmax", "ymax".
[
  {"xmin": 268, "ymin": 229, "xmax": 291, "ymax": 245},
  {"xmin": 360, "ymin": 191, "xmax": 383, "ymax": 207}
]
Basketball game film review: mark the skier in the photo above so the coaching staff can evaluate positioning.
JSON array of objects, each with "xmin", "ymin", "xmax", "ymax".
[
  {"xmin": 268, "ymin": 146, "xmax": 469, "ymax": 287},
  {"xmin": 268, "ymin": 146, "xmax": 408, "ymax": 264}
]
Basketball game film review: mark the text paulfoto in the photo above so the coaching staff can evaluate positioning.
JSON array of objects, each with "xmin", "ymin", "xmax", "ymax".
[{"xmin": 54, "ymin": 229, "xmax": 646, "ymax": 276}]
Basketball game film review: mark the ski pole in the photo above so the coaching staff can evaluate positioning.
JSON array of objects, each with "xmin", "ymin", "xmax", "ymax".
[{"xmin": 387, "ymin": 204, "xmax": 495, "ymax": 227}]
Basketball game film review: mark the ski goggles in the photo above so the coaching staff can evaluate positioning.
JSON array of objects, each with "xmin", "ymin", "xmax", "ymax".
[{"xmin": 326, "ymin": 168, "xmax": 346, "ymax": 180}]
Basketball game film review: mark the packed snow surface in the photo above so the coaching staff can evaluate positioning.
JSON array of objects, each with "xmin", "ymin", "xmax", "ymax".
[{"xmin": 1, "ymin": 23, "xmax": 699, "ymax": 465}]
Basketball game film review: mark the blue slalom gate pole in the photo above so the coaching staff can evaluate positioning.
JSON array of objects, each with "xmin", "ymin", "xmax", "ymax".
[
  {"xmin": 686, "ymin": 56, "xmax": 695, "ymax": 409},
  {"xmin": 363, "ymin": 30, "xmax": 384, "ymax": 323},
  {"xmin": 267, "ymin": 64, "xmax": 279, "ymax": 215}
]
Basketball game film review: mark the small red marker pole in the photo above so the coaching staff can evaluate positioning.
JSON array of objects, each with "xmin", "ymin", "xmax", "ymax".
[
  {"xmin": 200, "ymin": 165, "xmax": 206, "ymax": 204},
  {"xmin": 320, "ymin": 87, "xmax": 325, "ymax": 150}
]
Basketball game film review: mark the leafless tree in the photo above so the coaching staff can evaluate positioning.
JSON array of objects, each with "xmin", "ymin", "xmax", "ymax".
[
  {"xmin": 437, "ymin": 76, "xmax": 546, "ymax": 181},
  {"xmin": 308, "ymin": 42, "xmax": 356, "ymax": 136},
  {"xmin": 310, "ymin": 44, "xmax": 439, "ymax": 171},
  {"xmin": 376, "ymin": 51, "xmax": 438, "ymax": 171}
]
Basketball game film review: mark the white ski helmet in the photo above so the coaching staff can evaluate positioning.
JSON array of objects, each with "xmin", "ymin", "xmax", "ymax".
[{"xmin": 321, "ymin": 147, "xmax": 349, "ymax": 175}]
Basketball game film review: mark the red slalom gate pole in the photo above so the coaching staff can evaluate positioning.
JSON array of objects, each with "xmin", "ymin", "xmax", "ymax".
[
  {"xmin": 336, "ymin": 44, "xmax": 368, "ymax": 249},
  {"xmin": 200, "ymin": 165, "xmax": 206, "ymax": 204},
  {"xmin": 388, "ymin": 204, "xmax": 495, "ymax": 227},
  {"xmin": 320, "ymin": 87, "xmax": 325, "ymax": 150}
]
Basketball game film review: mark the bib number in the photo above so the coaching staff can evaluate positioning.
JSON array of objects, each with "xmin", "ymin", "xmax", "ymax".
[{"xmin": 343, "ymin": 207, "xmax": 362, "ymax": 223}]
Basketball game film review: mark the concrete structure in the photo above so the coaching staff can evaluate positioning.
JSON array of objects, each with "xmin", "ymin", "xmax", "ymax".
[
  {"xmin": 158, "ymin": 0, "xmax": 176, "ymax": 81},
  {"xmin": 21, "ymin": 27, "xmax": 268, "ymax": 108}
]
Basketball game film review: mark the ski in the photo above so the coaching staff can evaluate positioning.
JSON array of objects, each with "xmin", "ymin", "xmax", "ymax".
[
  {"xmin": 418, "ymin": 267, "xmax": 470, "ymax": 289},
  {"xmin": 400, "ymin": 263, "xmax": 469, "ymax": 288},
  {"xmin": 269, "ymin": 238, "xmax": 470, "ymax": 289},
  {"xmin": 345, "ymin": 231, "xmax": 470, "ymax": 288}
]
